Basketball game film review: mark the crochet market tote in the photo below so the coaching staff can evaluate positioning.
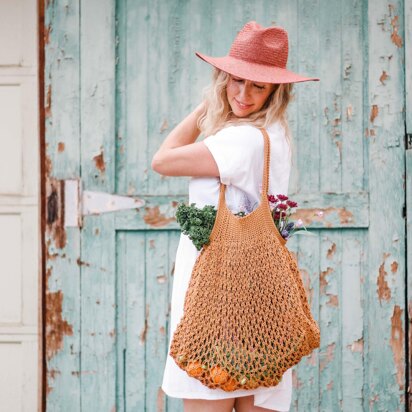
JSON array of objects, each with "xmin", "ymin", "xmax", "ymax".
[{"xmin": 169, "ymin": 128, "xmax": 320, "ymax": 392}]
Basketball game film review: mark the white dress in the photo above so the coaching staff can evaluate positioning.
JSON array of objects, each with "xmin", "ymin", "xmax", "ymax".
[{"xmin": 162, "ymin": 121, "xmax": 293, "ymax": 411}]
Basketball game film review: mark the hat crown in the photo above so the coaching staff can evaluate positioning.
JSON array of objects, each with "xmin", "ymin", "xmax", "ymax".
[{"xmin": 229, "ymin": 21, "xmax": 289, "ymax": 69}]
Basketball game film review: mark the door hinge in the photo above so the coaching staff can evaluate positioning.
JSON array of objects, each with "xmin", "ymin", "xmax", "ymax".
[{"xmin": 64, "ymin": 179, "xmax": 145, "ymax": 228}]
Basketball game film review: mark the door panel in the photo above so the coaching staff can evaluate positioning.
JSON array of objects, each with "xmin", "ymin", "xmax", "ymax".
[{"xmin": 44, "ymin": 0, "xmax": 406, "ymax": 410}]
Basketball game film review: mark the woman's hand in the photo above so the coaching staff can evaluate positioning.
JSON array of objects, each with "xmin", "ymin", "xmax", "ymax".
[{"xmin": 151, "ymin": 102, "xmax": 220, "ymax": 177}]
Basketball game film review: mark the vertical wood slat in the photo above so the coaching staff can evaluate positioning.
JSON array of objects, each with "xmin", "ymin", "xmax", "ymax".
[
  {"xmin": 291, "ymin": 237, "xmax": 321, "ymax": 411},
  {"xmin": 405, "ymin": 0, "xmax": 412, "ymax": 134},
  {"xmin": 44, "ymin": 0, "xmax": 81, "ymax": 409},
  {"xmin": 126, "ymin": 0, "xmax": 149, "ymax": 195},
  {"xmin": 406, "ymin": 149, "xmax": 412, "ymax": 411},
  {"xmin": 80, "ymin": 0, "xmax": 117, "ymax": 410},
  {"xmin": 319, "ymin": 231, "xmax": 342, "ymax": 409},
  {"xmin": 145, "ymin": 231, "xmax": 170, "ymax": 411},
  {"xmin": 123, "ymin": 232, "xmax": 146, "ymax": 410},
  {"xmin": 367, "ymin": 0, "xmax": 406, "ymax": 410}
]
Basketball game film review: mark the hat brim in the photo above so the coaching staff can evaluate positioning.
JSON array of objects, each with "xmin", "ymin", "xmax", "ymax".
[{"xmin": 195, "ymin": 52, "xmax": 319, "ymax": 84}]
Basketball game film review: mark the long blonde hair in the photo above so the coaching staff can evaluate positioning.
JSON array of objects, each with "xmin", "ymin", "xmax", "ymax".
[{"xmin": 197, "ymin": 68, "xmax": 295, "ymax": 159}]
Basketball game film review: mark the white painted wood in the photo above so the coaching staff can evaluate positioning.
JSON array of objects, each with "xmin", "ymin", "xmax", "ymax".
[
  {"xmin": 0, "ymin": 0, "xmax": 36, "ymax": 67},
  {"xmin": 0, "ymin": 84, "xmax": 23, "ymax": 194},
  {"xmin": 0, "ymin": 214, "xmax": 22, "ymax": 323},
  {"xmin": 0, "ymin": 0, "xmax": 39, "ymax": 411}
]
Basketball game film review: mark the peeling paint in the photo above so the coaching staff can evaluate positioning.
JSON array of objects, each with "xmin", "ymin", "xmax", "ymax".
[
  {"xmin": 93, "ymin": 149, "xmax": 106, "ymax": 173},
  {"xmin": 377, "ymin": 256, "xmax": 391, "ymax": 302},
  {"xmin": 370, "ymin": 105, "xmax": 379, "ymax": 123},
  {"xmin": 292, "ymin": 369, "xmax": 303, "ymax": 390},
  {"xmin": 326, "ymin": 294, "xmax": 339, "ymax": 307},
  {"xmin": 390, "ymin": 305, "xmax": 404, "ymax": 390},
  {"xmin": 149, "ymin": 239, "xmax": 156, "ymax": 249},
  {"xmin": 320, "ymin": 267, "xmax": 334, "ymax": 295},
  {"xmin": 157, "ymin": 387, "xmax": 165, "ymax": 412},
  {"xmin": 326, "ymin": 242, "xmax": 336, "ymax": 259},
  {"xmin": 157, "ymin": 274, "xmax": 167, "ymax": 284},
  {"xmin": 350, "ymin": 337, "xmax": 364, "ymax": 352},
  {"xmin": 45, "ymin": 290, "xmax": 74, "ymax": 361},
  {"xmin": 143, "ymin": 206, "xmax": 175, "ymax": 227},
  {"xmin": 389, "ymin": 14, "xmax": 402, "ymax": 47},
  {"xmin": 346, "ymin": 104, "xmax": 353, "ymax": 121},
  {"xmin": 46, "ymin": 368, "xmax": 61, "ymax": 395},
  {"xmin": 45, "ymin": 84, "xmax": 52, "ymax": 118},
  {"xmin": 320, "ymin": 342, "xmax": 336, "ymax": 372},
  {"xmin": 46, "ymin": 179, "xmax": 67, "ymax": 249},
  {"xmin": 139, "ymin": 304, "xmax": 149, "ymax": 344},
  {"xmin": 76, "ymin": 258, "xmax": 90, "ymax": 267},
  {"xmin": 57, "ymin": 142, "xmax": 65, "ymax": 152},
  {"xmin": 379, "ymin": 70, "xmax": 389, "ymax": 84},
  {"xmin": 44, "ymin": 24, "xmax": 52, "ymax": 45},
  {"xmin": 391, "ymin": 261, "xmax": 398, "ymax": 273},
  {"xmin": 293, "ymin": 207, "xmax": 354, "ymax": 227}
]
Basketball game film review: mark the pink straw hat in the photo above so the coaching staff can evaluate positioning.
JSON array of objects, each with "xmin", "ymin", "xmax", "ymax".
[{"xmin": 196, "ymin": 21, "xmax": 319, "ymax": 84}]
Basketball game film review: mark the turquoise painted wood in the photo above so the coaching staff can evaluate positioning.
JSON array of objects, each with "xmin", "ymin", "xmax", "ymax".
[{"xmin": 44, "ymin": 0, "xmax": 407, "ymax": 410}]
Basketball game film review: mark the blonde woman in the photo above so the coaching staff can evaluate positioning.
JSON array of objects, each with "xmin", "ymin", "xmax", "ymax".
[{"xmin": 152, "ymin": 21, "xmax": 319, "ymax": 412}]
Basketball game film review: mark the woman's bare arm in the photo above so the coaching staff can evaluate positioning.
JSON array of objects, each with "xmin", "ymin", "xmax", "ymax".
[{"xmin": 151, "ymin": 103, "xmax": 220, "ymax": 177}]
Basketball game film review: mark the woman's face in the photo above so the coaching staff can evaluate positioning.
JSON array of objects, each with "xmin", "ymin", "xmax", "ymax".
[{"xmin": 226, "ymin": 74, "xmax": 276, "ymax": 118}]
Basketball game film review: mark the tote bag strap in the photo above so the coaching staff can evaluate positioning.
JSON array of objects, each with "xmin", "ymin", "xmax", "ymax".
[{"xmin": 217, "ymin": 127, "xmax": 271, "ymax": 208}]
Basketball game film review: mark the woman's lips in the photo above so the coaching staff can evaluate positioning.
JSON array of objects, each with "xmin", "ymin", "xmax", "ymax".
[{"xmin": 234, "ymin": 98, "xmax": 253, "ymax": 110}]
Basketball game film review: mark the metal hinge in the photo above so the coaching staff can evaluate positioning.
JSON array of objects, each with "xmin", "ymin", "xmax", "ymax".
[{"xmin": 65, "ymin": 179, "xmax": 145, "ymax": 227}]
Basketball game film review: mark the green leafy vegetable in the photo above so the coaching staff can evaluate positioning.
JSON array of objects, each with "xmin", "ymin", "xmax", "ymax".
[{"xmin": 175, "ymin": 203, "xmax": 217, "ymax": 251}]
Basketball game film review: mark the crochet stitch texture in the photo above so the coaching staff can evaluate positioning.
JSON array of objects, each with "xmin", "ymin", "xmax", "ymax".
[{"xmin": 169, "ymin": 128, "xmax": 320, "ymax": 391}]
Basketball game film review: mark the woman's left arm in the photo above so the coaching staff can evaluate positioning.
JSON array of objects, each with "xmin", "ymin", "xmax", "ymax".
[{"xmin": 151, "ymin": 103, "xmax": 220, "ymax": 177}]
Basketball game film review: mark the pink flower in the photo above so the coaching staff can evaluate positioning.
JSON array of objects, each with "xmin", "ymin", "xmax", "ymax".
[
  {"xmin": 286, "ymin": 200, "xmax": 298, "ymax": 208},
  {"xmin": 277, "ymin": 203, "xmax": 288, "ymax": 210},
  {"xmin": 277, "ymin": 194, "xmax": 289, "ymax": 201},
  {"xmin": 267, "ymin": 194, "xmax": 277, "ymax": 203}
]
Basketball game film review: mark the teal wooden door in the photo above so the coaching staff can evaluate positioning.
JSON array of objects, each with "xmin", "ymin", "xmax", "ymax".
[{"xmin": 43, "ymin": 0, "xmax": 407, "ymax": 411}]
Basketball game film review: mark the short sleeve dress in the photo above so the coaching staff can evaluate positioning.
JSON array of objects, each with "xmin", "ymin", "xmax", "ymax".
[{"xmin": 161, "ymin": 121, "xmax": 293, "ymax": 412}]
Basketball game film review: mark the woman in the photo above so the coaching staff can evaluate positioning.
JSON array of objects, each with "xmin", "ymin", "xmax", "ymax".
[{"xmin": 152, "ymin": 21, "xmax": 319, "ymax": 412}]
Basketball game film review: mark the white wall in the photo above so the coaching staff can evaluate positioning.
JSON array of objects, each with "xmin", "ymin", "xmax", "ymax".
[{"xmin": 0, "ymin": 0, "xmax": 39, "ymax": 411}]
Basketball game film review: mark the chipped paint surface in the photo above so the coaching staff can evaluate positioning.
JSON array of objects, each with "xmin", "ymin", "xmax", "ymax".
[
  {"xmin": 93, "ymin": 149, "xmax": 106, "ymax": 173},
  {"xmin": 390, "ymin": 305, "xmax": 405, "ymax": 390},
  {"xmin": 143, "ymin": 206, "xmax": 175, "ymax": 227},
  {"xmin": 45, "ymin": 290, "xmax": 74, "ymax": 362}
]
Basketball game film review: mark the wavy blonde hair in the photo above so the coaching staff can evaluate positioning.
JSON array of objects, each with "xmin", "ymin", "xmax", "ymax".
[{"xmin": 197, "ymin": 68, "xmax": 295, "ymax": 160}]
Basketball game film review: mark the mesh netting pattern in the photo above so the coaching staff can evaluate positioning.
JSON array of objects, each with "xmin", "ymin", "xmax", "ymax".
[{"xmin": 169, "ymin": 128, "xmax": 320, "ymax": 391}]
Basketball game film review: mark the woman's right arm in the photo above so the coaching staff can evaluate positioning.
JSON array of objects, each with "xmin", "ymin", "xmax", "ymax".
[{"xmin": 151, "ymin": 103, "xmax": 220, "ymax": 178}]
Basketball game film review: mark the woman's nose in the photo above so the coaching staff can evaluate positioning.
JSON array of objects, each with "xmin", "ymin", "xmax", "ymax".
[{"xmin": 239, "ymin": 83, "xmax": 251, "ymax": 98}]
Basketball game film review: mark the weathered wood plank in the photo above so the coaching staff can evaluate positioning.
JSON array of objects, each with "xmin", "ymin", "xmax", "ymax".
[
  {"xmin": 367, "ymin": 0, "xmax": 406, "ymax": 410},
  {"xmin": 319, "ymin": 231, "xmax": 342, "ymax": 410},
  {"xmin": 341, "ymin": 231, "xmax": 364, "ymax": 411},
  {"xmin": 44, "ymin": 0, "xmax": 81, "ymax": 409},
  {"xmin": 114, "ymin": 192, "xmax": 370, "ymax": 232},
  {"xmin": 291, "ymin": 235, "xmax": 321, "ymax": 410},
  {"xmin": 123, "ymin": 231, "xmax": 146, "ymax": 410},
  {"xmin": 145, "ymin": 231, "xmax": 172, "ymax": 411},
  {"xmin": 80, "ymin": 0, "xmax": 117, "ymax": 409},
  {"xmin": 165, "ymin": 231, "xmax": 184, "ymax": 412},
  {"xmin": 406, "ymin": 149, "xmax": 412, "ymax": 411}
]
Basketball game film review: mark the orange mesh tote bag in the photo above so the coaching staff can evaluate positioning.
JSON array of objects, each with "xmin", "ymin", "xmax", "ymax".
[{"xmin": 169, "ymin": 128, "xmax": 320, "ymax": 391}]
